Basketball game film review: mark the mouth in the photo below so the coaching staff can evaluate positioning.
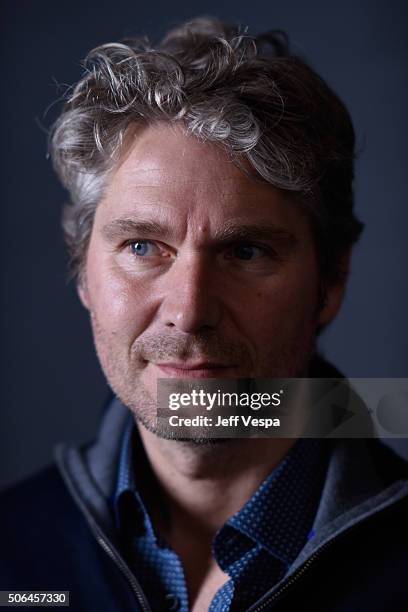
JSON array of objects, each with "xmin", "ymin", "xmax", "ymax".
[{"xmin": 154, "ymin": 362, "xmax": 235, "ymax": 379}]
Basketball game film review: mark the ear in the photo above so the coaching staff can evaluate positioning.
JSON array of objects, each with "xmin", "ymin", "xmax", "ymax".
[
  {"xmin": 318, "ymin": 248, "xmax": 352, "ymax": 328},
  {"xmin": 77, "ymin": 278, "xmax": 90, "ymax": 311}
]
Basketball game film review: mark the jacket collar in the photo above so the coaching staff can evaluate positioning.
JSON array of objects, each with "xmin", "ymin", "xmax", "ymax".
[
  {"xmin": 54, "ymin": 389, "xmax": 408, "ymax": 561},
  {"xmin": 291, "ymin": 436, "xmax": 408, "ymax": 571}
]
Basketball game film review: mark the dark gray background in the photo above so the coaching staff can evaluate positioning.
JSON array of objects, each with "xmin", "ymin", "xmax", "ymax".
[{"xmin": 1, "ymin": 0, "xmax": 407, "ymax": 489}]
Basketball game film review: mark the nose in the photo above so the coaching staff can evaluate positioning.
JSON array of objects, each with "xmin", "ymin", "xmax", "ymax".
[{"xmin": 158, "ymin": 252, "xmax": 223, "ymax": 333}]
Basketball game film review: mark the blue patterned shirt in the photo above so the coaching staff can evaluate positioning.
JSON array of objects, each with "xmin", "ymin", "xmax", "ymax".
[{"xmin": 112, "ymin": 416, "xmax": 328, "ymax": 611}]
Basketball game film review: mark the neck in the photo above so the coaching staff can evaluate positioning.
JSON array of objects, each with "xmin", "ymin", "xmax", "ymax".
[
  {"xmin": 136, "ymin": 426, "xmax": 296, "ymax": 605},
  {"xmin": 137, "ymin": 425, "xmax": 295, "ymax": 536}
]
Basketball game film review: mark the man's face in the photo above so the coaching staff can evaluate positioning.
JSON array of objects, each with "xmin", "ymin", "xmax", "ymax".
[{"xmin": 80, "ymin": 123, "xmax": 343, "ymax": 433}]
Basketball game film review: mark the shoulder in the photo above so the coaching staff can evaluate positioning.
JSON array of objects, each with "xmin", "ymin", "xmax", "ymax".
[
  {"xmin": 0, "ymin": 465, "xmax": 92, "ymax": 588},
  {"xmin": 0, "ymin": 466, "xmax": 135, "ymax": 610},
  {"xmin": 367, "ymin": 439, "xmax": 408, "ymax": 486},
  {"xmin": 0, "ymin": 464, "xmax": 76, "ymax": 524},
  {"xmin": 0, "ymin": 464, "xmax": 89, "ymax": 548}
]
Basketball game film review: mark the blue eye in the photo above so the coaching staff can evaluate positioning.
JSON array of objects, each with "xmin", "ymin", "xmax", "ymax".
[
  {"xmin": 130, "ymin": 241, "xmax": 153, "ymax": 256},
  {"xmin": 233, "ymin": 244, "xmax": 264, "ymax": 260}
]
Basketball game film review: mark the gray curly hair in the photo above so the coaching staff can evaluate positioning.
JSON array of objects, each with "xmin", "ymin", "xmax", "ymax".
[{"xmin": 49, "ymin": 16, "xmax": 363, "ymax": 285}]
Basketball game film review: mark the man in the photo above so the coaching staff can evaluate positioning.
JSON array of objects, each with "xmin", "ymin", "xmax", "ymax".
[{"xmin": 1, "ymin": 17, "xmax": 407, "ymax": 612}]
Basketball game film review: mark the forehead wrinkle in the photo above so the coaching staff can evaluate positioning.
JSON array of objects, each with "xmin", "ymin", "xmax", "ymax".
[
  {"xmin": 113, "ymin": 172, "xmax": 258, "ymax": 191},
  {"xmin": 112, "ymin": 147, "xmax": 264, "ymax": 199}
]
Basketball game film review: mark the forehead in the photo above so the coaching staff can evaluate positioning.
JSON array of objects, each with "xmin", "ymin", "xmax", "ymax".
[
  {"xmin": 112, "ymin": 122, "xmax": 251, "ymax": 192},
  {"xmin": 97, "ymin": 122, "xmax": 306, "ymax": 232}
]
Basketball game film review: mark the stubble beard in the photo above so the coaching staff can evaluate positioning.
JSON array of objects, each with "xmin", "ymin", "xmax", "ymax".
[{"xmin": 89, "ymin": 307, "xmax": 318, "ymax": 446}]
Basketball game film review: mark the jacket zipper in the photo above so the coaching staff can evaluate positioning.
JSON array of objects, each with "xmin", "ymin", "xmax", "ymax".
[
  {"xmin": 248, "ymin": 534, "xmax": 342, "ymax": 612},
  {"xmin": 56, "ymin": 453, "xmax": 152, "ymax": 612},
  {"xmin": 95, "ymin": 531, "xmax": 152, "ymax": 612}
]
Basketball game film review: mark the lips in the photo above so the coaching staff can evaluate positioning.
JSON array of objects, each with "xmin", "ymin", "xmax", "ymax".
[{"xmin": 154, "ymin": 361, "xmax": 234, "ymax": 378}]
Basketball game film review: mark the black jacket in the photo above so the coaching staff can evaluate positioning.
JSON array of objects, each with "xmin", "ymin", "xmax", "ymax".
[{"xmin": 1, "ymin": 396, "xmax": 408, "ymax": 612}]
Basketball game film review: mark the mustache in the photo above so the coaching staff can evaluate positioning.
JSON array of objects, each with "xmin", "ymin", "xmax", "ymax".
[{"xmin": 132, "ymin": 331, "xmax": 252, "ymax": 365}]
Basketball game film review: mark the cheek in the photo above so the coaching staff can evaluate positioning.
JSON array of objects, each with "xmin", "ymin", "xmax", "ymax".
[
  {"xmin": 86, "ymin": 258, "xmax": 154, "ymax": 340},
  {"xmin": 238, "ymin": 268, "xmax": 320, "ymax": 340}
]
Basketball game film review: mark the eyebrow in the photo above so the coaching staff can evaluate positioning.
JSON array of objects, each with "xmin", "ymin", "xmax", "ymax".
[
  {"xmin": 215, "ymin": 223, "xmax": 299, "ymax": 247},
  {"xmin": 101, "ymin": 219, "xmax": 170, "ymax": 242},
  {"xmin": 101, "ymin": 217, "xmax": 299, "ymax": 249}
]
